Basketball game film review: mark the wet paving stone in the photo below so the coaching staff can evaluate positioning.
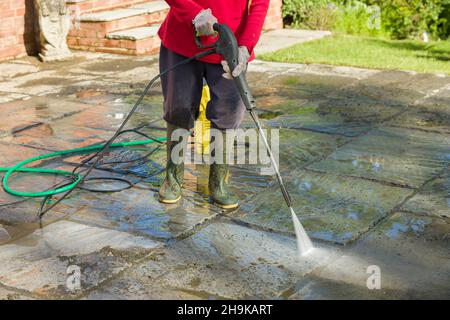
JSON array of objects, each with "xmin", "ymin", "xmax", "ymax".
[
  {"xmin": 0, "ymin": 143, "xmax": 44, "ymax": 167},
  {"xmin": 277, "ymin": 129, "xmax": 351, "ymax": 170},
  {"xmin": 57, "ymin": 187, "xmax": 220, "ymax": 241},
  {"xmin": 263, "ymin": 73, "xmax": 359, "ymax": 101},
  {"xmin": 0, "ymin": 122, "xmax": 114, "ymax": 151},
  {"xmin": 0, "ymin": 96, "xmax": 89, "ymax": 132},
  {"xmin": 356, "ymin": 71, "xmax": 450, "ymax": 105},
  {"xmin": 387, "ymin": 84, "xmax": 450, "ymax": 133},
  {"xmin": 289, "ymin": 212, "xmax": 450, "ymax": 299},
  {"xmin": 309, "ymin": 126, "xmax": 450, "ymax": 188},
  {"xmin": 401, "ymin": 168, "xmax": 450, "ymax": 218},
  {"xmin": 56, "ymin": 95, "xmax": 164, "ymax": 132},
  {"xmin": 85, "ymin": 277, "xmax": 202, "ymax": 300},
  {"xmin": 267, "ymin": 104, "xmax": 372, "ymax": 137},
  {"xmin": 232, "ymin": 170, "xmax": 412, "ymax": 244},
  {"xmin": 102, "ymin": 222, "xmax": 340, "ymax": 299},
  {"xmin": 0, "ymin": 199, "xmax": 63, "ymax": 228},
  {"xmin": 0, "ymin": 220, "xmax": 161, "ymax": 298},
  {"xmin": 0, "ymin": 287, "xmax": 30, "ymax": 300},
  {"xmin": 0, "ymin": 225, "xmax": 12, "ymax": 244}
]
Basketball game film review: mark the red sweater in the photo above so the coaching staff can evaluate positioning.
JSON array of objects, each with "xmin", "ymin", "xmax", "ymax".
[{"xmin": 158, "ymin": 0, "xmax": 270, "ymax": 64}]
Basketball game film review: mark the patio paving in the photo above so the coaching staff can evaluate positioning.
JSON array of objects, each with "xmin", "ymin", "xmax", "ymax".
[{"xmin": 0, "ymin": 44, "xmax": 448, "ymax": 299}]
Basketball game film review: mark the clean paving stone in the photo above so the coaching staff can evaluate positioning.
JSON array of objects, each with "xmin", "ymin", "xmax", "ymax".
[
  {"xmin": 309, "ymin": 126, "xmax": 450, "ymax": 188},
  {"xmin": 289, "ymin": 212, "xmax": 450, "ymax": 299},
  {"xmin": 0, "ymin": 122, "xmax": 114, "ymax": 151},
  {"xmin": 0, "ymin": 220, "xmax": 161, "ymax": 298}
]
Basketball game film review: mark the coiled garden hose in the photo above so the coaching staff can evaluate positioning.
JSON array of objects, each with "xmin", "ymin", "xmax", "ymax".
[
  {"xmin": 0, "ymin": 137, "xmax": 166, "ymax": 198},
  {"xmin": 1, "ymin": 48, "xmax": 216, "ymax": 217}
]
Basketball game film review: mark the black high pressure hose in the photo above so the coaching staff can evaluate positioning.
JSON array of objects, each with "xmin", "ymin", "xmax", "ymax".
[{"xmin": 36, "ymin": 48, "xmax": 217, "ymax": 217}]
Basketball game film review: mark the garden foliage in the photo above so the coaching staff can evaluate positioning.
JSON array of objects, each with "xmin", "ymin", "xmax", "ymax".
[{"xmin": 282, "ymin": 0, "xmax": 450, "ymax": 39}]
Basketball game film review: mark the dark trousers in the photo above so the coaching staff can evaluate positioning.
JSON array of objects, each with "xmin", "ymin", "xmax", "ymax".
[{"xmin": 159, "ymin": 45, "xmax": 245, "ymax": 130}]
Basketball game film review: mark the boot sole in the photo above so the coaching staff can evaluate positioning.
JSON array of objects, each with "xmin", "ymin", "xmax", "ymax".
[
  {"xmin": 214, "ymin": 202, "xmax": 239, "ymax": 209},
  {"xmin": 159, "ymin": 195, "xmax": 181, "ymax": 204}
]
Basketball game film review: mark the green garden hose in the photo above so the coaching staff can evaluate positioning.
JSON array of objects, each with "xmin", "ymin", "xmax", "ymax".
[
  {"xmin": 0, "ymin": 137, "xmax": 166, "ymax": 198},
  {"xmin": 2, "ymin": 48, "xmax": 216, "ymax": 216}
]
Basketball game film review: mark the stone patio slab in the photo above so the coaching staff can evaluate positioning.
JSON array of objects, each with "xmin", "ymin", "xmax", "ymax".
[
  {"xmin": 401, "ymin": 168, "xmax": 450, "ymax": 218},
  {"xmin": 233, "ymin": 170, "xmax": 412, "ymax": 244},
  {"xmin": 0, "ymin": 220, "xmax": 161, "ymax": 298},
  {"xmin": 289, "ymin": 212, "xmax": 450, "ymax": 299},
  {"xmin": 309, "ymin": 127, "xmax": 450, "ymax": 188},
  {"xmin": 0, "ymin": 286, "xmax": 30, "ymax": 300},
  {"xmin": 357, "ymin": 70, "xmax": 450, "ymax": 105},
  {"xmin": 267, "ymin": 104, "xmax": 372, "ymax": 137},
  {"xmin": 85, "ymin": 277, "xmax": 203, "ymax": 300},
  {"xmin": 100, "ymin": 222, "xmax": 340, "ymax": 299},
  {"xmin": 0, "ymin": 122, "xmax": 113, "ymax": 151},
  {"xmin": 54, "ymin": 187, "xmax": 220, "ymax": 241},
  {"xmin": 387, "ymin": 83, "xmax": 450, "ymax": 133}
]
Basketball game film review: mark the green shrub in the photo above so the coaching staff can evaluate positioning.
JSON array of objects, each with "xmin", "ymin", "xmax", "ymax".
[
  {"xmin": 282, "ymin": 0, "xmax": 450, "ymax": 39},
  {"xmin": 333, "ymin": 1, "xmax": 386, "ymax": 37},
  {"xmin": 282, "ymin": 0, "xmax": 337, "ymax": 30},
  {"xmin": 363, "ymin": 0, "xmax": 450, "ymax": 39}
]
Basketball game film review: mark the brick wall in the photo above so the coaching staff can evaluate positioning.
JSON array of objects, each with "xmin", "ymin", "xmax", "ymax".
[
  {"xmin": 0, "ymin": 0, "xmax": 283, "ymax": 62},
  {"xmin": 263, "ymin": 0, "xmax": 283, "ymax": 31},
  {"xmin": 0, "ymin": 0, "xmax": 36, "ymax": 61}
]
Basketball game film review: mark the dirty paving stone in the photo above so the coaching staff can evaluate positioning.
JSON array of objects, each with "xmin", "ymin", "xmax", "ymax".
[
  {"xmin": 401, "ymin": 167, "xmax": 450, "ymax": 218},
  {"xmin": 267, "ymin": 103, "xmax": 372, "ymax": 137},
  {"xmin": 103, "ymin": 222, "xmax": 340, "ymax": 299},
  {"xmin": 85, "ymin": 277, "xmax": 203, "ymax": 300},
  {"xmin": 0, "ymin": 220, "xmax": 161, "ymax": 298},
  {"xmin": 0, "ymin": 286, "xmax": 31, "ymax": 300},
  {"xmin": 387, "ymin": 84, "xmax": 450, "ymax": 133},
  {"xmin": 289, "ymin": 212, "xmax": 450, "ymax": 299},
  {"xmin": 309, "ymin": 126, "xmax": 450, "ymax": 188},
  {"xmin": 356, "ymin": 70, "xmax": 450, "ymax": 105},
  {"xmin": 233, "ymin": 170, "xmax": 412, "ymax": 244}
]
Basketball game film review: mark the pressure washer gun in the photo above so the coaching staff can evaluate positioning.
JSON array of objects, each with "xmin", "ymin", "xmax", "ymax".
[{"xmin": 195, "ymin": 24, "xmax": 293, "ymax": 210}]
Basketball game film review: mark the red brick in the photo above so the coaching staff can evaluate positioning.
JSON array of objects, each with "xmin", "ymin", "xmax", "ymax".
[
  {"xmin": 11, "ymin": 0, "xmax": 25, "ymax": 10},
  {"xmin": 15, "ymin": 7, "xmax": 26, "ymax": 17}
]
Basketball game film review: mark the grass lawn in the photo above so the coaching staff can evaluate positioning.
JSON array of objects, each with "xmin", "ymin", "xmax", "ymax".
[{"xmin": 258, "ymin": 34, "xmax": 450, "ymax": 75}]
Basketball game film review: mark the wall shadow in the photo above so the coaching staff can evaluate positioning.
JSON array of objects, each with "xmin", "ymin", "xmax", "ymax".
[{"xmin": 23, "ymin": 0, "xmax": 37, "ymax": 56}]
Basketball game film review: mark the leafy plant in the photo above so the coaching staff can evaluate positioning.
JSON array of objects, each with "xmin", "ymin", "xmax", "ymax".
[
  {"xmin": 333, "ymin": 1, "xmax": 386, "ymax": 37},
  {"xmin": 282, "ymin": 0, "xmax": 337, "ymax": 29},
  {"xmin": 282, "ymin": 0, "xmax": 450, "ymax": 39}
]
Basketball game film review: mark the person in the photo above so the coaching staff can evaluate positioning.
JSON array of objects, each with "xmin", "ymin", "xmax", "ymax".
[{"xmin": 157, "ymin": 0, "xmax": 270, "ymax": 209}]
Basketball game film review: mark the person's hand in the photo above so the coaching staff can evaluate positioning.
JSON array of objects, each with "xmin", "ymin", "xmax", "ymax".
[
  {"xmin": 221, "ymin": 46, "xmax": 250, "ymax": 79},
  {"xmin": 193, "ymin": 9, "xmax": 218, "ymax": 36}
]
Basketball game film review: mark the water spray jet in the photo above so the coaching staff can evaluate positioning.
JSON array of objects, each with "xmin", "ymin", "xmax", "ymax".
[{"xmin": 198, "ymin": 24, "xmax": 314, "ymax": 256}]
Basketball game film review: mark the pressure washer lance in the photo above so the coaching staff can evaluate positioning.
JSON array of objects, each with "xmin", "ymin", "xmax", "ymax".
[{"xmin": 196, "ymin": 24, "xmax": 313, "ymax": 255}]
